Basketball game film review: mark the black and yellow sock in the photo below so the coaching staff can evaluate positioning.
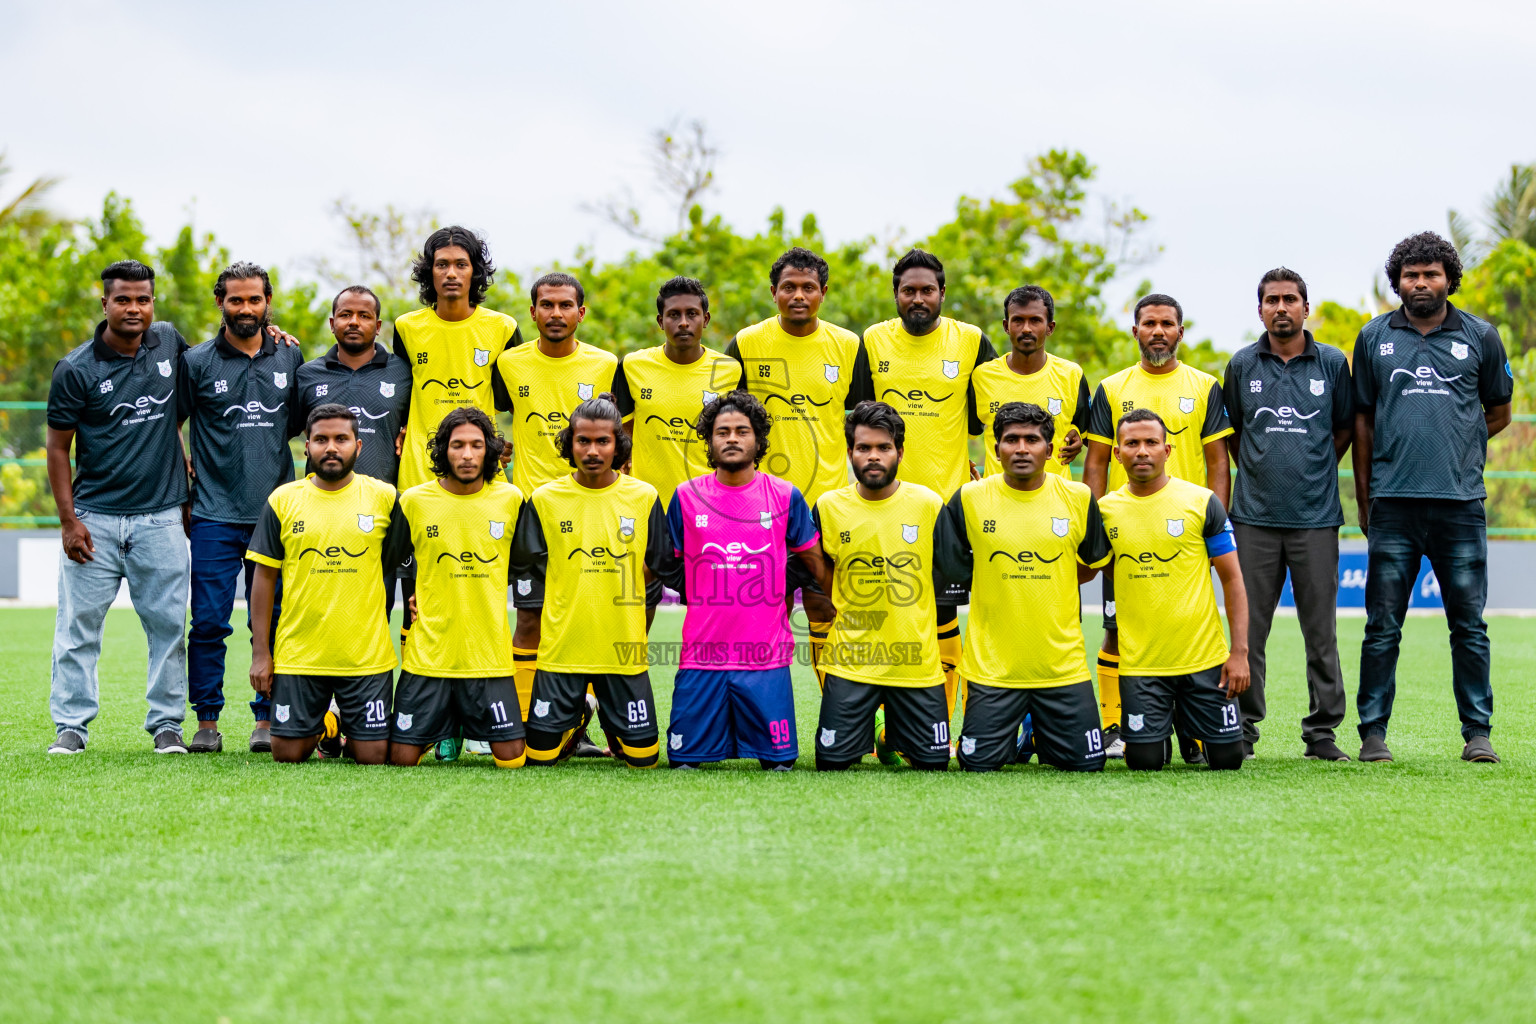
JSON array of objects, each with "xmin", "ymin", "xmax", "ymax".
[
  {"xmin": 808, "ymin": 620, "xmax": 832, "ymax": 692},
  {"xmin": 512, "ymin": 646, "xmax": 537, "ymax": 723},
  {"xmin": 617, "ymin": 737, "xmax": 659, "ymax": 768},
  {"xmin": 492, "ymin": 751, "xmax": 527, "ymax": 769},
  {"xmin": 937, "ymin": 614, "xmax": 963, "ymax": 728},
  {"xmin": 1097, "ymin": 650, "xmax": 1121, "ymax": 732},
  {"xmin": 524, "ymin": 728, "xmax": 574, "ymax": 765}
]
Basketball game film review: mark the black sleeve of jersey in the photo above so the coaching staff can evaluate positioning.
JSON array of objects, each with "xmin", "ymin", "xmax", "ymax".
[
  {"xmin": 933, "ymin": 489, "xmax": 973, "ymax": 586},
  {"xmin": 1477, "ymin": 321, "xmax": 1514, "ymax": 408},
  {"xmin": 382, "ymin": 497, "xmax": 413, "ymax": 573},
  {"xmin": 733, "ymin": 358, "xmax": 747, "ymax": 393},
  {"xmin": 1086, "ymin": 382, "xmax": 1112, "ymax": 440},
  {"xmin": 611, "ymin": 356, "xmax": 635, "ymax": 417},
  {"xmin": 391, "ymin": 321, "xmax": 410, "ymax": 363},
  {"xmin": 810, "ymin": 504, "xmax": 831, "ymax": 564},
  {"xmin": 1072, "ymin": 375, "xmax": 1091, "ymax": 433},
  {"xmin": 507, "ymin": 325, "xmax": 525, "ymax": 350},
  {"xmin": 723, "ymin": 336, "xmax": 741, "ymax": 363},
  {"xmin": 1202, "ymin": 492, "xmax": 1231, "ymax": 538},
  {"xmin": 491, "ymin": 361, "xmax": 511, "ymax": 413},
  {"xmin": 510, "ymin": 499, "xmax": 548, "ymax": 583},
  {"xmin": 975, "ymin": 331, "xmax": 998, "ymax": 365},
  {"xmin": 175, "ymin": 351, "xmax": 195, "ymax": 423},
  {"xmin": 46, "ymin": 359, "xmax": 86, "ymax": 430},
  {"xmin": 249, "ymin": 500, "xmax": 285, "ymax": 563},
  {"xmin": 1352, "ymin": 329, "xmax": 1376, "ymax": 410},
  {"xmin": 847, "ymin": 340, "xmax": 875, "ymax": 409},
  {"xmin": 1332, "ymin": 353, "xmax": 1354, "ymax": 428},
  {"xmin": 966, "ymin": 380, "xmax": 983, "ymax": 437},
  {"xmin": 643, "ymin": 497, "xmax": 681, "ymax": 590},
  {"xmin": 1221, "ymin": 358, "xmax": 1243, "ymax": 443},
  {"xmin": 1079, "ymin": 495, "xmax": 1112, "ymax": 565},
  {"xmin": 1202, "ymin": 380, "xmax": 1230, "ymax": 438}
]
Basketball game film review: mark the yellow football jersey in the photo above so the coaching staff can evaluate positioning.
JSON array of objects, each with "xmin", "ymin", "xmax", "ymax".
[
  {"xmin": 1085, "ymin": 362, "xmax": 1232, "ymax": 494},
  {"xmin": 1098, "ymin": 475, "xmax": 1233, "ymax": 676},
  {"xmin": 246, "ymin": 474, "xmax": 399, "ymax": 676},
  {"xmin": 935, "ymin": 474, "xmax": 1110, "ymax": 688},
  {"xmin": 493, "ymin": 340, "xmax": 618, "ymax": 498},
  {"xmin": 968, "ymin": 352, "xmax": 1090, "ymax": 478},
  {"xmin": 852, "ymin": 317, "xmax": 997, "ymax": 501},
  {"xmin": 612, "ymin": 345, "xmax": 744, "ymax": 509},
  {"xmin": 813, "ymin": 481, "xmax": 944, "ymax": 688},
  {"xmin": 392, "ymin": 305, "xmax": 521, "ymax": 491},
  {"xmin": 724, "ymin": 317, "xmax": 859, "ymax": 506},
  {"xmin": 512, "ymin": 473, "xmax": 668, "ymax": 674},
  {"xmin": 389, "ymin": 479, "xmax": 525, "ymax": 678}
]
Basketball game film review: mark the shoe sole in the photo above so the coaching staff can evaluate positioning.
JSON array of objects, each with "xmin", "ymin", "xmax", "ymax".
[
  {"xmin": 1304, "ymin": 755, "xmax": 1351, "ymax": 761},
  {"xmin": 249, "ymin": 737, "xmax": 272, "ymax": 753},
  {"xmin": 47, "ymin": 747, "xmax": 84, "ymax": 755},
  {"xmin": 188, "ymin": 745, "xmax": 222, "ymax": 753},
  {"xmin": 154, "ymin": 745, "xmax": 188, "ymax": 754},
  {"xmin": 1359, "ymin": 754, "xmax": 1393, "ymax": 762},
  {"xmin": 1464, "ymin": 754, "xmax": 1501, "ymax": 763}
]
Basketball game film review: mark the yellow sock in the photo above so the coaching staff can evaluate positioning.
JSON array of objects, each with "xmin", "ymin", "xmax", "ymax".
[
  {"xmin": 937, "ymin": 617, "xmax": 962, "ymax": 727},
  {"xmin": 400, "ymin": 623, "xmax": 412, "ymax": 649},
  {"xmin": 513, "ymin": 646, "xmax": 537, "ymax": 723},
  {"xmin": 321, "ymin": 710, "xmax": 339, "ymax": 741},
  {"xmin": 1097, "ymin": 651, "xmax": 1121, "ymax": 732},
  {"xmin": 492, "ymin": 752, "xmax": 526, "ymax": 769},
  {"xmin": 808, "ymin": 620, "xmax": 832, "ymax": 692}
]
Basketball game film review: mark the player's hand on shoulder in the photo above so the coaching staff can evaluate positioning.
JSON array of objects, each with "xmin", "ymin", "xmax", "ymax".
[{"xmin": 265, "ymin": 324, "xmax": 302, "ymax": 348}]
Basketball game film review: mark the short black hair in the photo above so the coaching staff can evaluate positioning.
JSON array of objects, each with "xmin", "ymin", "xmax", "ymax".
[
  {"xmin": 656, "ymin": 276, "xmax": 710, "ymax": 316},
  {"xmin": 695, "ymin": 390, "xmax": 770, "ymax": 468},
  {"xmin": 1386, "ymin": 231, "xmax": 1463, "ymax": 295},
  {"xmin": 306, "ymin": 402, "xmax": 359, "ymax": 436},
  {"xmin": 1116, "ymin": 406, "xmax": 1167, "ymax": 441},
  {"xmin": 213, "ymin": 261, "xmax": 272, "ymax": 302},
  {"xmin": 101, "ymin": 259, "xmax": 154, "ymax": 295},
  {"xmin": 769, "ymin": 247, "xmax": 829, "ymax": 289},
  {"xmin": 1133, "ymin": 293, "xmax": 1183, "ymax": 326},
  {"xmin": 411, "ymin": 226, "xmax": 494, "ymax": 307},
  {"xmin": 845, "ymin": 400, "xmax": 905, "ymax": 448},
  {"xmin": 558, "ymin": 393, "xmax": 632, "ymax": 468},
  {"xmin": 993, "ymin": 401, "xmax": 1055, "ymax": 443},
  {"xmin": 1256, "ymin": 267, "xmax": 1308, "ymax": 304},
  {"xmin": 1004, "ymin": 285, "xmax": 1055, "ymax": 322},
  {"xmin": 892, "ymin": 248, "xmax": 944, "ymax": 292},
  {"xmin": 428, "ymin": 406, "xmax": 505, "ymax": 482},
  {"xmin": 331, "ymin": 284, "xmax": 381, "ymax": 316},
  {"xmin": 531, "ymin": 272, "xmax": 585, "ymax": 307}
]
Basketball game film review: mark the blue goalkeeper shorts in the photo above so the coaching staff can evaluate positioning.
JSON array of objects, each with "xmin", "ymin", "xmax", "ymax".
[{"xmin": 666, "ymin": 667, "xmax": 797, "ymax": 764}]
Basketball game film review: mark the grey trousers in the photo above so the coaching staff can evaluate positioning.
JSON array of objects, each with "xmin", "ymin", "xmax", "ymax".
[{"xmin": 1233, "ymin": 523, "xmax": 1346, "ymax": 744}]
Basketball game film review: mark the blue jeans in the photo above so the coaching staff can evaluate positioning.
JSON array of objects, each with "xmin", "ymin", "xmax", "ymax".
[
  {"xmin": 51, "ymin": 508, "xmax": 190, "ymax": 740},
  {"xmin": 1358, "ymin": 498, "xmax": 1491, "ymax": 742},
  {"xmin": 188, "ymin": 517, "xmax": 280, "ymax": 723}
]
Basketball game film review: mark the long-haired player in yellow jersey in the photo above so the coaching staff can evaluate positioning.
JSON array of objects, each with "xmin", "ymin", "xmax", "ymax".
[
  {"xmin": 1082, "ymin": 293, "xmax": 1232, "ymax": 763},
  {"xmin": 724, "ymin": 248, "xmax": 860, "ymax": 688},
  {"xmin": 492, "ymin": 273, "xmax": 618, "ymax": 759},
  {"xmin": 849, "ymin": 249, "xmax": 998, "ymax": 751}
]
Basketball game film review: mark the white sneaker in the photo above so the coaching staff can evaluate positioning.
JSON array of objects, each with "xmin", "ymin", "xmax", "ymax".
[
  {"xmin": 1104, "ymin": 735, "xmax": 1126, "ymax": 759},
  {"xmin": 464, "ymin": 739, "xmax": 492, "ymax": 755}
]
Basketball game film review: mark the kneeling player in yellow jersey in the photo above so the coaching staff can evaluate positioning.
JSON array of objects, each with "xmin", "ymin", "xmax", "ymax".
[
  {"xmin": 812, "ymin": 402, "xmax": 949, "ymax": 771},
  {"xmin": 384, "ymin": 409, "xmax": 527, "ymax": 768},
  {"xmin": 724, "ymin": 248, "xmax": 860, "ymax": 682},
  {"xmin": 247, "ymin": 405, "xmax": 400, "ymax": 765},
  {"xmin": 492, "ymin": 273, "xmax": 619, "ymax": 758},
  {"xmin": 1098, "ymin": 408, "xmax": 1250, "ymax": 771},
  {"xmin": 512, "ymin": 394, "xmax": 672, "ymax": 768},
  {"xmin": 967, "ymin": 286, "xmax": 1089, "ymax": 479},
  {"xmin": 936, "ymin": 402, "xmax": 1112, "ymax": 771},
  {"xmin": 850, "ymin": 250, "xmax": 998, "ymax": 737},
  {"xmin": 1082, "ymin": 293, "xmax": 1233, "ymax": 762}
]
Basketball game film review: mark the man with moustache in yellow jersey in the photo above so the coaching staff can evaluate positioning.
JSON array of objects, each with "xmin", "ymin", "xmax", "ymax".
[
  {"xmin": 850, "ymin": 249, "xmax": 997, "ymax": 740},
  {"xmin": 968, "ymin": 285, "xmax": 1089, "ymax": 479},
  {"xmin": 391, "ymin": 227, "xmax": 521, "ymax": 658},
  {"xmin": 725, "ymin": 248, "xmax": 860, "ymax": 683},
  {"xmin": 492, "ymin": 272, "xmax": 617, "ymax": 757},
  {"xmin": 1083, "ymin": 293, "xmax": 1232, "ymax": 762}
]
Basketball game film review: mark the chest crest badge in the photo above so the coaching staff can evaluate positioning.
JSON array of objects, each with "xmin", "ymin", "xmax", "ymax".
[
  {"xmin": 489, "ymin": 520, "xmax": 505, "ymax": 540},
  {"xmin": 1178, "ymin": 396, "xmax": 1195, "ymax": 414},
  {"xmin": 824, "ymin": 364, "xmax": 840, "ymax": 383},
  {"xmin": 273, "ymin": 372, "xmax": 288, "ymax": 389},
  {"xmin": 357, "ymin": 514, "xmax": 375, "ymax": 533},
  {"xmin": 901, "ymin": 523, "xmax": 919, "ymax": 544},
  {"xmin": 941, "ymin": 359, "xmax": 960, "ymax": 380},
  {"xmin": 1051, "ymin": 517, "xmax": 1070, "ymax": 538},
  {"xmin": 618, "ymin": 515, "xmax": 636, "ymax": 541},
  {"xmin": 759, "ymin": 510, "xmax": 773, "ymax": 529},
  {"xmin": 473, "ymin": 348, "xmax": 490, "ymax": 367},
  {"xmin": 157, "ymin": 359, "xmax": 172, "ymax": 377},
  {"xmin": 702, "ymin": 390, "xmax": 718, "ymax": 404},
  {"xmin": 380, "ymin": 381, "xmax": 396, "ymax": 398},
  {"xmin": 1310, "ymin": 378, "xmax": 1325, "ymax": 396},
  {"xmin": 1166, "ymin": 518, "xmax": 1184, "ymax": 537},
  {"xmin": 1451, "ymin": 342, "xmax": 1469, "ymax": 360},
  {"xmin": 577, "ymin": 382, "xmax": 594, "ymax": 401},
  {"xmin": 1047, "ymin": 397, "xmax": 1062, "ymax": 416}
]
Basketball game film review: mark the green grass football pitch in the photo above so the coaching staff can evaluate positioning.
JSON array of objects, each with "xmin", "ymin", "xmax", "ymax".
[{"xmin": 1, "ymin": 607, "xmax": 1534, "ymax": 1023}]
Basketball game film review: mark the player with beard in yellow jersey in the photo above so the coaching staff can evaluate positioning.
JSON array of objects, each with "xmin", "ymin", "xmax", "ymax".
[
  {"xmin": 968, "ymin": 286, "xmax": 1089, "ymax": 478},
  {"xmin": 1083, "ymin": 293, "xmax": 1232, "ymax": 762},
  {"xmin": 246, "ymin": 405, "xmax": 400, "ymax": 765},
  {"xmin": 492, "ymin": 272, "xmax": 618, "ymax": 759},
  {"xmin": 384, "ymin": 408, "xmax": 526, "ymax": 768},
  {"xmin": 1098, "ymin": 408, "xmax": 1250, "ymax": 771},
  {"xmin": 849, "ymin": 249, "xmax": 997, "ymax": 741},
  {"xmin": 937, "ymin": 402, "xmax": 1111, "ymax": 771},
  {"xmin": 812, "ymin": 402, "xmax": 949, "ymax": 771},
  {"xmin": 391, "ymin": 227, "xmax": 520, "ymax": 658},
  {"xmin": 724, "ymin": 248, "xmax": 859, "ymax": 686},
  {"xmin": 513, "ymin": 394, "xmax": 672, "ymax": 769}
]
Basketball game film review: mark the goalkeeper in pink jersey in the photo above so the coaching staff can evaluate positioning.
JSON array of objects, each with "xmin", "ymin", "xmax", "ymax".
[{"xmin": 664, "ymin": 391, "xmax": 831, "ymax": 769}]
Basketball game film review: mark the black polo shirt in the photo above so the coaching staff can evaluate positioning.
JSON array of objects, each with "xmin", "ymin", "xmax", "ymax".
[
  {"xmin": 294, "ymin": 343, "xmax": 414, "ymax": 485},
  {"xmin": 1222, "ymin": 331, "xmax": 1353, "ymax": 529},
  {"xmin": 1353, "ymin": 303, "xmax": 1513, "ymax": 501},
  {"xmin": 47, "ymin": 321, "xmax": 190, "ymax": 516},
  {"xmin": 178, "ymin": 329, "xmax": 305, "ymax": 524}
]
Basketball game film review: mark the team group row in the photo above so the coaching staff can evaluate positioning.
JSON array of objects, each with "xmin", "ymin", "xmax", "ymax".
[{"xmin": 42, "ymin": 226, "xmax": 1514, "ymax": 767}]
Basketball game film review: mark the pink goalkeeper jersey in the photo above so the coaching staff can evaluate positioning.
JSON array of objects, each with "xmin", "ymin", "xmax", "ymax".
[{"xmin": 666, "ymin": 472, "xmax": 820, "ymax": 670}]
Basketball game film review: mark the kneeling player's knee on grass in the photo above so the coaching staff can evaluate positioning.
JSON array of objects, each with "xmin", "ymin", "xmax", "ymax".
[
  {"xmin": 815, "ymin": 756, "xmax": 856, "ymax": 771},
  {"xmin": 1124, "ymin": 742, "xmax": 1165, "ymax": 771},
  {"xmin": 1204, "ymin": 741, "xmax": 1244, "ymax": 771},
  {"xmin": 389, "ymin": 744, "xmax": 425, "ymax": 766},
  {"xmin": 271, "ymin": 738, "xmax": 313, "ymax": 763},
  {"xmin": 349, "ymin": 740, "xmax": 389, "ymax": 765},
  {"xmin": 491, "ymin": 739, "xmax": 525, "ymax": 768}
]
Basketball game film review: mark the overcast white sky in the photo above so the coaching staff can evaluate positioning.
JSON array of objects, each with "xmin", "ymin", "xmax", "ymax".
[{"xmin": 4, "ymin": 0, "xmax": 1533, "ymax": 349}]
